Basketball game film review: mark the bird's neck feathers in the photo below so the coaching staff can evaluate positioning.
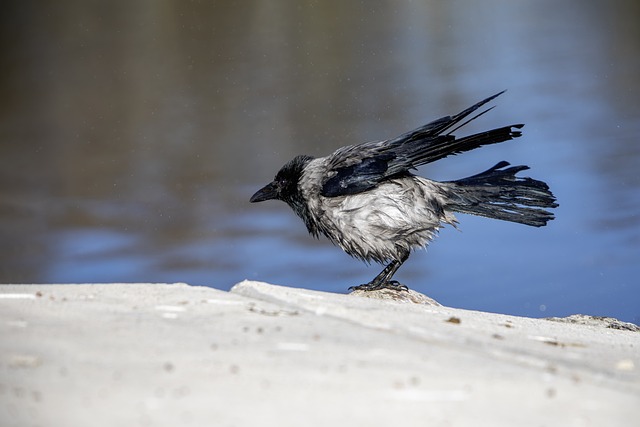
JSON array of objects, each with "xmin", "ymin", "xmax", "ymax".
[
  {"xmin": 277, "ymin": 155, "xmax": 319, "ymax": 237},
  {"xmin": 286, "ymin": 192, "xmax": 319, "ymax": 238}
]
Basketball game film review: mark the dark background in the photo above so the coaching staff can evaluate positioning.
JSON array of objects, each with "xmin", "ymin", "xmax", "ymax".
[{"xmin": 1, "ymin": 1, "xmax": 639, "ymax": 323}]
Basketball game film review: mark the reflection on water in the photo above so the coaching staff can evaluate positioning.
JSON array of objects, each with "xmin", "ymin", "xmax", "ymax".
[{"xmin": 1, "ymin": 1, "xmax": 639, "ymax": 323}]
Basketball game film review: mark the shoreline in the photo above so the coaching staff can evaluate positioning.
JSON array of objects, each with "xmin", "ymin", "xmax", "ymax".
[{"xmin": 1, "ymin": 281, "xmax": 638, "ymax": 426}]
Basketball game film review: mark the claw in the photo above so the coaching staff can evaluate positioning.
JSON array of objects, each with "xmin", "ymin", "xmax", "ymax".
[
  {"xmin": 387, "ymin": 280, "xmax": 409, "ymax": 291},
  {"xmin": 349, "ymin": 280, "xmax": 409, "ymax": 292}
]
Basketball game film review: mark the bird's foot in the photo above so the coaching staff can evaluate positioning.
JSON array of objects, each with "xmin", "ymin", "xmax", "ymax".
[{"xmin": 349, "ymin": 280, "xmax": 409, "ymax": 292}]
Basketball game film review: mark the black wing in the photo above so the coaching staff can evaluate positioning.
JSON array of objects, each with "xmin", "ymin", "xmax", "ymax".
[{"xmin": 321, "ymin": 91, "xmax": 523, "ymax": 197}]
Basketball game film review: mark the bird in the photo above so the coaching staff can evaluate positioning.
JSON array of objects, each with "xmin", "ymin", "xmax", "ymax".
[{"xmin": 250, "ymin": 91, "xmax": 558, "ymax": 292}]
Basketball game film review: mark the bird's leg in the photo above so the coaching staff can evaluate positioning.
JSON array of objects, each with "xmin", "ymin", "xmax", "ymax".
[{"xmin": 350, "ymin": 253, "xmax": 410, "ymax": 292}]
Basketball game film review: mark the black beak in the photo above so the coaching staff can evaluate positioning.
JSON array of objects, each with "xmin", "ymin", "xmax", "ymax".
[{"xmin": 250, "ymin": 181, "xmax": 279, "ymax": 203}]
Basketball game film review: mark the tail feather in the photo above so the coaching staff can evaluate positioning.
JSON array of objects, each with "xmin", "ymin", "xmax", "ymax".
[{"xmin": 445, "ymin": 161, "xmax": 558, "ymax": 227}]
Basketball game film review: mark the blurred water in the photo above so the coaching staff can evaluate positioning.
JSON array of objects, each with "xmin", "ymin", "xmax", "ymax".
[{"xmin": 1, "ymin": 1, "xmax": 639, "ymax": 323}]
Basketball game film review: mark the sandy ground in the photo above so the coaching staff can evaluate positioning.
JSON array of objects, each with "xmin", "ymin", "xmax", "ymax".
[{"xmin": 1, "ymin": 281, "xmax": 638, "ymax": 427}]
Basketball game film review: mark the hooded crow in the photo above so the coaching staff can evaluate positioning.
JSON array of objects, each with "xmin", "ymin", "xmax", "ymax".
[{"xmin": 250, "ymin": 91, "xmax": 557, "ymax": 292}]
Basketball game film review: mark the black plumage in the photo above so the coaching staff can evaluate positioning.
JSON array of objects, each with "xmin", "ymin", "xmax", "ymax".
[{"xmin": 250, "ymin": 92, "xmax": 558, "ymax": 291}]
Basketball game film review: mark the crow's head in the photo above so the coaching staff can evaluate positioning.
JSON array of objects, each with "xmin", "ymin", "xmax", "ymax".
[{"xmin": 250, "ymin": 155, "xmax": 314, "ymax": 204}]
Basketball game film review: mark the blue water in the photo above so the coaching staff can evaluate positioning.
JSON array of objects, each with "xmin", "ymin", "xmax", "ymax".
[{"xmin": 1, "ymin": 1, "xmax": 639, "ymax": 323}]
